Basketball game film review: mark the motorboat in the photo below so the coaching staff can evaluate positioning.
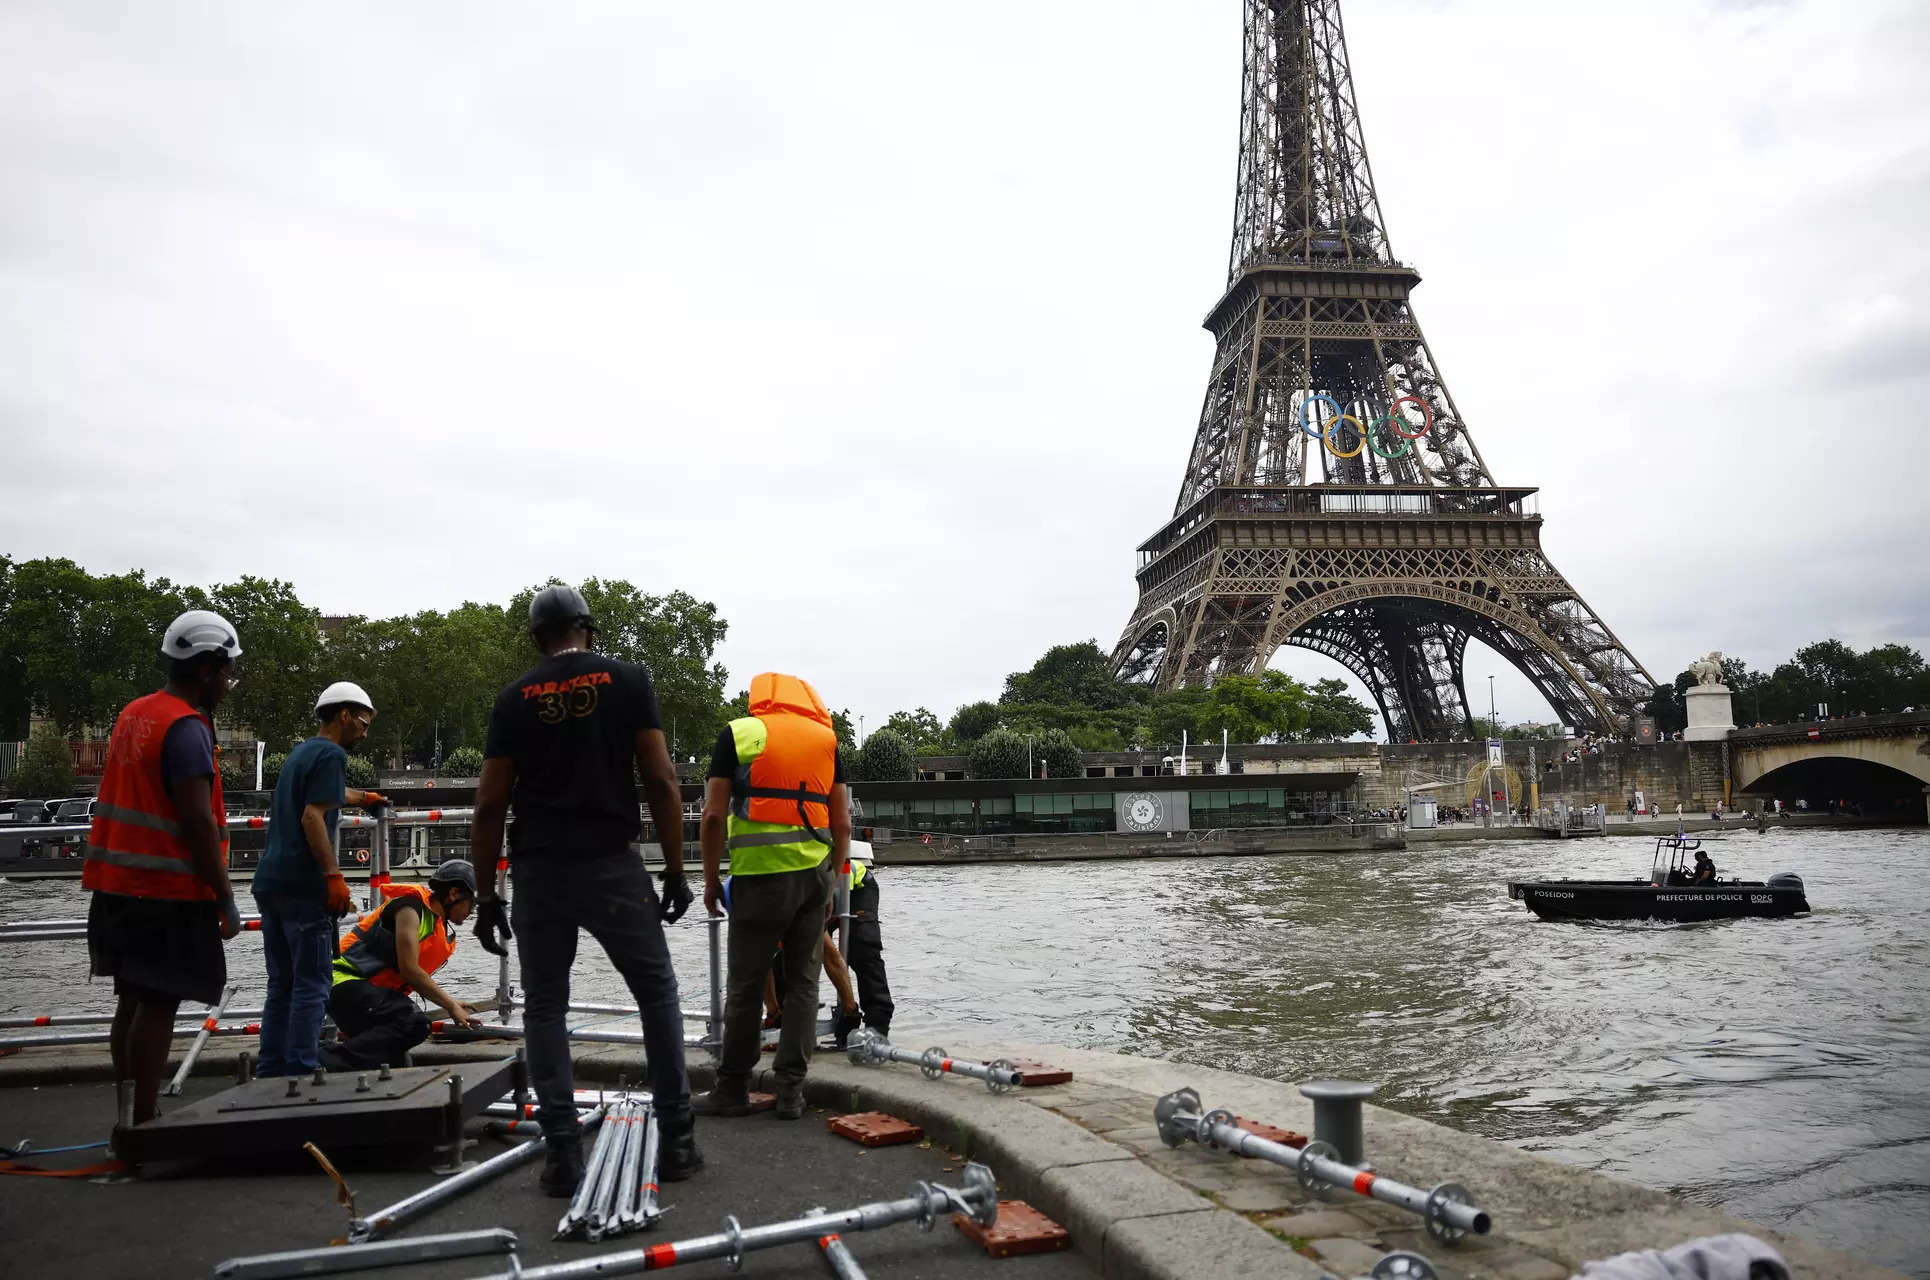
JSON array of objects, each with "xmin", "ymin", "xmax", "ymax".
[{"xmin": 1506, "ymin": 832, "xmax": 1808, "ymax": 923}]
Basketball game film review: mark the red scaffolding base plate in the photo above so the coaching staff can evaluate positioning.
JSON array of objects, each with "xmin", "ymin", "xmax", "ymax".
[
  {"xmin": 954, "ymin": 1200, "xmax": 1070, "ymax": 1257},
  {"xmin": 1233, "ymin": 1115, "xmax": 1307, "ymax": 1147},
  {"xmin": 1006, "ymin": 1059, "xmax": 1073, "ymax": 1087},
  {"xmin": 827, "ymin": 1111, "xmax": 924, "ymax": 1147}
]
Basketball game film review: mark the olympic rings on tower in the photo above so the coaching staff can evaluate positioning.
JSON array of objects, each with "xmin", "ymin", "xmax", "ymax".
[{"xmin": 1298, "ymin": 395, "xmax": 1435, "ymax": 459}]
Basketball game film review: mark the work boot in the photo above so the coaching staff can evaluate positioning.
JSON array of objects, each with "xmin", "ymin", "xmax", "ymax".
[
  {"xmin": 538, "ymin": 1133, "xmax": 584, "ymax": 1198},
  {"xmin": 690, "ymin": 1078, "xmax": 758, "ymax": 1118},
  {"xmin": 658, "ymin": 1115, "xmax": 704, "ymax": 1182},
  {"xmin": 830, "ymin": 1006, "xmax": 862, "ymax": 1049},
  {"xmin": 774, "ymin": 1080, "xmax": 805, "ymax": 1120}
]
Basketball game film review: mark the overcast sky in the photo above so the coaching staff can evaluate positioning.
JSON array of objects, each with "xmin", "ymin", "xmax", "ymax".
[{"xmin": 4, "ymin": 1, "xmax": 1927, "ymax": 736}]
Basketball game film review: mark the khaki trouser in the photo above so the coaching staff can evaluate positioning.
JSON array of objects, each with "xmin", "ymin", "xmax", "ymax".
[{"xmin": 717, "ymin": 859, "xmax": 833, "ymax": 1088}]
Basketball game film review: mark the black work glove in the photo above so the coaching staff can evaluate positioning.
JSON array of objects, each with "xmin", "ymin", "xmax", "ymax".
[
  {"xmin": 657, "ymin": 870, "xmax": 693, "ymax": 924},
  {"xmin": 474, "ymin": 897, "xmax": 513, "ymax": 956}
]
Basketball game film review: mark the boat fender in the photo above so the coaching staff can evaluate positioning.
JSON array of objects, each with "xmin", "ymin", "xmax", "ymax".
[{"xmin": 1767, "ymin": 872, "xmax": 1803, "ymax": 891}]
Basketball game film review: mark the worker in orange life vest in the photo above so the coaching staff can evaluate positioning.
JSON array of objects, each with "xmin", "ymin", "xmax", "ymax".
[
  {"xmin": 83, "ymin": 609, "xmax": 246, "ymax": 1138},
  {"xmin": 321, "ymin": 859, "xmax": 480, "ymax": 1071}
]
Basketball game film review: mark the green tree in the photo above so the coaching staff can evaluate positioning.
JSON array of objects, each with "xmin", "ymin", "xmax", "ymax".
[
  {"xmin": 0, "ymin": 554, "xmax": 24, "ymax": 739},
  {"xmin": 199, "ymin": 576, "xmax": 324, "ymax": 750},
  {"xmin": 968, "ymin": 727, "xmax": 1029, "ymax": 779},
  {"xmin": 1001, "ymin": 641, "xmax": 1140, "ymax": 711},
  {"xmin": 880, "ymin": 707, "xmax": 948, "ymax": 753},
  {"xmin": 1036, "ymin": 728, "xmax": 1083, "ymax": 779},
  {"xmin": 1195, "ymin": 671, "xmax": 1309, "ymax": 743},
  {"xmin": 8, "ymin": 558, "xmax": 188, "ymax": 733},
  {"xmin": 948, "ymin": 700, "xmax": 1001, "ymax": 743},
  {"xmin": 13, "ymin": 722, "xmax": 74, "ymax": 796},
  {"xmin": 344, "ymin": 755, "xmax": 378, "ymax": 789},
  {"xmin": 219, "ymin": 752, "xmax": 252, "ymax": 791},
  {"xmin": 830, "ymin": 708, "xmax": 856, "ymax": 751},
  {"xmin": 1301, "ymin": 679, "xmax": 1376, "ymax": 741},
  {"xmin": 443, "ymin": 746, "xmax": 485, "ymax": 776},
  {"xmin": 262, "ymin": 751, "xmax": 288, "ymax": 789},
  {"xmin": 854, "ymin": 729, "xmax": 916, "ymax": 782}
]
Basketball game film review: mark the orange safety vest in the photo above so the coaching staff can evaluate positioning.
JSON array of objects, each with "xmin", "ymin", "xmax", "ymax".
[
  {"xmin": 332, "ymin": 883, "xmax": 456, "ymax": 993},
  {"xmin": 82, "ymin": 690, "xmax": 226, "ymax": 902},
  {"xmin": 724, "ymin": 672, "xmax": 839, "ymax": 875}
]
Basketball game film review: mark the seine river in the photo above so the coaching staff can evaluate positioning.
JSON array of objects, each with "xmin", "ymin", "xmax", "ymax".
[{"xmin": 6, "ymin": 827, "xmax": 1927, "ymax": 1275}]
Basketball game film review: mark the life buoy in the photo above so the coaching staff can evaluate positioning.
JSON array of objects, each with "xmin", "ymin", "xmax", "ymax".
[
  {"xmin": 355, "ymin": 850, "xmax": 369, "ymax": 864},
  {"xmin": 921, "ymin": 833, "xmax": 932, "ymax": 846}
]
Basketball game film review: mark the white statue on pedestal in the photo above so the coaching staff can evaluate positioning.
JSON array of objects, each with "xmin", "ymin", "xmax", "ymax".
[
  {"xmin": 1688, "ymin": 651, "xmax": 1727, "ymax": 689},
  {"xmin": 1683, "ymin": 650, "xmax": 1736, "ymax": 740}
]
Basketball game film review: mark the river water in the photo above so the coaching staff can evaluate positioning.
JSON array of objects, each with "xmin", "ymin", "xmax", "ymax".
[{"xmin": 6, "ymin": 827, "xmax": 1928, "ymax": 1275}]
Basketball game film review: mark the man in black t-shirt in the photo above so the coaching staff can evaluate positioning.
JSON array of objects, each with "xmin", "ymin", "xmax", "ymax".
[{"xmin": 471, "ymin": 585, "xmax": 701, "ymax": 1197}]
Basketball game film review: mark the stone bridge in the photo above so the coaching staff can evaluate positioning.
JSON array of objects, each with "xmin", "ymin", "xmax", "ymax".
[{"xmin": 1731, "ymin": 710, "xmax": 1930, "ymax": 819}]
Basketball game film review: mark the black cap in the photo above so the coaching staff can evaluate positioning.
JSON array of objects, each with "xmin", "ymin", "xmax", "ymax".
[{"xmin": 529, "ymin": 584, "xmax": 595, "ymax": 636}]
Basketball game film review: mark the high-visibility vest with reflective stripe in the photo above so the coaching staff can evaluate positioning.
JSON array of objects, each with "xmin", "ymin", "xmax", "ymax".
[
  {"xmin": 82, "ymin": 690, "xmax": 226, "ymax": 902},
  {"xmin": 849, "ymin": 860, "xmax": 868, "ymax": 891},
  {"xmin": 725, "ymin": 673, "xmax": 838, "ymax": 876},
  {"xmin": 331, "ymin": 883, "xmax": 456, "ymax": 993}
]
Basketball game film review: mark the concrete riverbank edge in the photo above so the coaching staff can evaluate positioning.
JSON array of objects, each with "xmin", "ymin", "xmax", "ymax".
[{"xmin": 0, "ymin": 1038, "xmax": 1903, "ymax": 1280}]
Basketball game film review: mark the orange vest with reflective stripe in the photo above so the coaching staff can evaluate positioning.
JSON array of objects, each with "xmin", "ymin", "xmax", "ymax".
[
  {"xmin": 332, "ymin": 883, "xmax": 456, "ymax": 993},
  {"xmin": 82, "ymin": 690, "xmax": 225, "ymax": 902},
  {"xmin": 725, "ymin": 673, "xmax": 838, "ymax": 875}
]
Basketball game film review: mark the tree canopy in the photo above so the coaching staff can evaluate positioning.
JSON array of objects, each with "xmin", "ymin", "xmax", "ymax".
[
  {"xmin": 1647, "ymin": 640, "xmax": 1930, "ymax": 731},
  {"xmin": 0, "ymin": 558, "xmax": 735, "ymax": 771}
]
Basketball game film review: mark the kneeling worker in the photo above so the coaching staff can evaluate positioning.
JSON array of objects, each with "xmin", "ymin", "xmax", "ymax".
[{"xmin": 322, "ymin": 860, "xmax": 481, "ymax": 1070}]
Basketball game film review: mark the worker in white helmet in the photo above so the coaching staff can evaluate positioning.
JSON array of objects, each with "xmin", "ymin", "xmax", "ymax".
[
  {"xmin": 84, "ymin": 609, "xmax": 246, "ymax": 1140},
  {"xmin": 252, "ymin": 680, "xmax": 390, "ymax": 1077}
]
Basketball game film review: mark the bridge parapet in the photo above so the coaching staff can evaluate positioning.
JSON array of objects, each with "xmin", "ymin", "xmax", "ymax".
[{"xmin": 1729, "ymin": 709, "xmax": 1930, "ymax": 748}]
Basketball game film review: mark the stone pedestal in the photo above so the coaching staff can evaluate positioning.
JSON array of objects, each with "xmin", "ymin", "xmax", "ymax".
[{"xmin": 1683, "ymin": 684, "xmax": 1736, "ymax": 741}]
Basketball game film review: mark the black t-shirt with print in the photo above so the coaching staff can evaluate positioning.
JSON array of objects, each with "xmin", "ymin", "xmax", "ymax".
[{"xmin": 484, "ymin": 651, "xmax": 662, "ymax": 856}]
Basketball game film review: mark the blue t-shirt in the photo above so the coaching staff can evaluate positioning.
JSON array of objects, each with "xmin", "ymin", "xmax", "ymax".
[{"xmin": 255, "ymin": 736, "xmax": 348, "ymax": 901}]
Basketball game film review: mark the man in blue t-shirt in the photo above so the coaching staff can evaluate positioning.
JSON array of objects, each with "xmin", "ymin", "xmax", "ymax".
[{"xmin": 253, "ymin": 681, "xmax": 387, "ymax": 1076}]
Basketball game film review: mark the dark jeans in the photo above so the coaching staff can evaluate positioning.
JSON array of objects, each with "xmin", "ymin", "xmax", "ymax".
[
  {"xmin": 846, "ymin": 879, "xmax": 894, "ymax": 1036},
  {"xmin": 257, "ymin": 892, "xmax": 336, "ymax": 1076},
  {"xmin": 512, "ymin": 851, "xmax": 691, "ymax": 1143},
  {"xmin": 720, "ymin": 861, "xmax": 832, "ymax": 1089},
  {"xmin": 326, "ymin": 979, "xmax": 429, "ymax": 1069}
]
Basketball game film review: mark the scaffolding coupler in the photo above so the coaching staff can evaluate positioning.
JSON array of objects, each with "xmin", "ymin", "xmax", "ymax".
[
  {"xmin": 844, "ymin": 1030, "xmax": 1020, "ymax": 1094},
  {"xmin": 1153, "ymin": 1087, "xmax": 1491, "ymax": 1245},
  {"xmin": 484, "ymin": 1164, "xmax": 998, "ymax": 1278}
]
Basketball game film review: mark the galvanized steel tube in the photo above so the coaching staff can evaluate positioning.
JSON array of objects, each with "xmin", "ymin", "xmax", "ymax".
[
  {"xmin": 352, "ymin": 1109, "xmax": 602, "ymax": 1243},
  {"xmin": 484, "ymin": 1165, "xmax": 998, "ymax": 1278},
  {"xmin": 556, "ymin": 1106, "xmax": 623, "ymax": 1241},
  {"xmin": 819, "ymin": 1232, "xmax": 869, "ymax": 1279},
  {"xmin": 165, "ymin": 983, "xmax": 240, "ymax": 1096}
]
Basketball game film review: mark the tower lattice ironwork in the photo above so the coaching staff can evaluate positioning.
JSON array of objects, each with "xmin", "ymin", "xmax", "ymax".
[{"xmin": 1112, "ymin": 0, "xmax": 1655, "ymax": 740}]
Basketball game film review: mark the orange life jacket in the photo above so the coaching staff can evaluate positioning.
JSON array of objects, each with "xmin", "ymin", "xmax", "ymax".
[
  {"xmin": 724, "ymin": 672, "xmax": 839, "ymax": 875},
  {"xmin": 331, "ymin": 883, "xmax": 456, "ymax": 993},
  {"xmin": 82, "ymin": 690, "xmax": 226, "ymax": 902}
]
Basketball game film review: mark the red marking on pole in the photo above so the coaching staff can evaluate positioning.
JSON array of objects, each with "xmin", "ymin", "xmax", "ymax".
[
  {"xmin": 1353, "ymin": 1171, "xmax": 1377, "ymax": 1195},
  {"xmin": 247, "ymin": 817, "xmax": 265, "ymax": 828},
  {"xmin": 497, "ymin": 858, "xmax": 508, "ymax": 873},
  {"xmin": 941, "ymin": 1059, "xmax": 954, "ymax": 1073},
  {"xmin": 242, "ymin": 1023, "xmax": 260, "ymax": 1034},
  {"xmin": 202, "ymin": 1018, "xmax": 218, "ymax": 1031},
  {"xmin": 644, "ymin": 1181, "xmax": 658, "ymax": 1193},
  {"xmin": 431, "ymin": 1020, "xmax": 446, "ymax": 1033},
  {"xmin": 244, "ymin": 920, "xmax": 261, "ymax": 931},
  {"xmin": 644, "ymin": 1242, "xmax": 677, "ymax": 1268},
  {"xmin": 428, "ymin": 809, "xmax": 442, "ymax": 821},
  {"xmin": 33, "ymin": 1016, "xmax": 49, "ymax": 1027},
  {"xmin": 819, "ymin": 1233, "xmax": 840, "ymax": 1249}
]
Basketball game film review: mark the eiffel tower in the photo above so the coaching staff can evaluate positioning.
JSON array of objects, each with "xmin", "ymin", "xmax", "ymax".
[{"xmin": 1111, "ymin": 0, "xmax": 1656, "ymax": 740}]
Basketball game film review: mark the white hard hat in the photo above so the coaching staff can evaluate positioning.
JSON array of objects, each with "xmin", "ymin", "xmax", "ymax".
[
  {"xmin": 160, "ymin": 609, "xmax": 243, "ymax": 661},
  {"xmin": 315, "ymin": 681, "xmax": 375, "ymax": 714}
]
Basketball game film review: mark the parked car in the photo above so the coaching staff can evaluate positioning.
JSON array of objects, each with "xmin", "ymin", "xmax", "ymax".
[
  {"xmin": 52, "ymin": 798, "xmax": 97, "ymax": 825},
  {"xmin": 1, "ymin": 799, "xmax": 61, "ymax": 824}
]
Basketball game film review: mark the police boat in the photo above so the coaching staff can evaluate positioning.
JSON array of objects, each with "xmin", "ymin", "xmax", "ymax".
[{"xmin": 1506, "ymin": 832, "xmax": 1808, "ymax": 923}]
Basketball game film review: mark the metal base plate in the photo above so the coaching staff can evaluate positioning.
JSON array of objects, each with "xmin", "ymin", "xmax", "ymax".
[
  {"xmin": 953, "ymin": 1200, "xmax": 1070, "ymax": 1257},
  {"xmin": 827, "ymin": 1111, "xmax": 924, "ymax": 1147},
  {"xmin": 119, "ymin": 1059, "xmax": 517, "ymax": 1166}
]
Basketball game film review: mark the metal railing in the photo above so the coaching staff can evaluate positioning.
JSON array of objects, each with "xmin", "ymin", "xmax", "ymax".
[{"xmin": 0, "ymin": 803, "xmax": 731, "ymax": 1059}]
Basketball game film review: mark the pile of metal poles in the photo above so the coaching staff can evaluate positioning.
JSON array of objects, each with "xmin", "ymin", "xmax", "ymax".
[{"xmin": 555, "ymin": 1096, "xmax": 661, "ymax": 1242}]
